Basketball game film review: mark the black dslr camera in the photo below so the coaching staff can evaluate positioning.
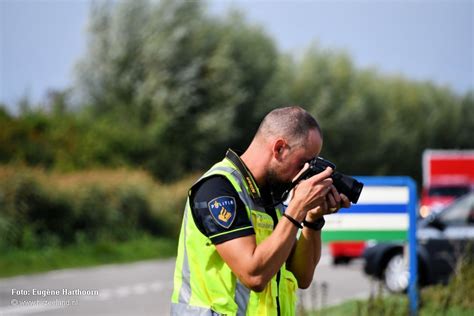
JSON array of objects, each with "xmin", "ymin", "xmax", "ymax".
[{"xmin": 290, "ymin": 157, "xmax": 364, "ymax": 204}]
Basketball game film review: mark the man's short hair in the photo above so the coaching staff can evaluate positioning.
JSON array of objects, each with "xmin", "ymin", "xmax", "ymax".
[{"xmin": 255, "ymin": 106, "xmax": 322, "ymax": 145}]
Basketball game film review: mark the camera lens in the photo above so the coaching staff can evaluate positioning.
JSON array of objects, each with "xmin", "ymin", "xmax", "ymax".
[{"xmin": 332, "ymin": 172, "xmax": 364, "ymax": 204}]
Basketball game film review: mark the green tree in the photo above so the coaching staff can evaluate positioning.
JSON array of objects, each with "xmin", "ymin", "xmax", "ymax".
[
  {"xmin": 3, "ymin": 0, "xmax": 471, "ymax": 185},
  {"xmin": 75, "ymin": 0, "xmax": 280, "ymax": 180},
  {"xmin": 284, "ymin": 44, "xmax": 473, "ymax": 182}
]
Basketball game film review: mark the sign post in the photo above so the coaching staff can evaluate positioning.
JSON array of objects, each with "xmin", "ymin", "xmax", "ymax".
[{"xmin": 322, "ymin": 176, "xmax": 418, "ymax": 315}]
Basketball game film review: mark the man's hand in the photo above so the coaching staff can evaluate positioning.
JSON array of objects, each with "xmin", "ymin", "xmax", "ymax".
[
  {"xmin": 286, "ymin": 167, "xmax": 334, "ymax": 221},
  {"xmin": 305, "ymin": 187, "xmax": 351, "ymax": 223},
  {"xmin": 285, "ymin": 168, "xmax": 349, "ymax": 289}
]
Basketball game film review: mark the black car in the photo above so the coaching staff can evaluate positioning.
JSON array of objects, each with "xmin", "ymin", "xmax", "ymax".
[{"xmin": 363, "ymin": 192, "xmax": 474, "ymax": 293}]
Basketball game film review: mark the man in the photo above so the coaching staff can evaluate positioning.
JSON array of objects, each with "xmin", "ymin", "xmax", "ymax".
[{"xmin": 171, "ymin": 106, "xmax": 351, "ymax": 315}]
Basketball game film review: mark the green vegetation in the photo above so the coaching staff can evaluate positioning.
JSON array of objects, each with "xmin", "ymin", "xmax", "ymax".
[
  {"xmin": 1, "ymin": 0, "xmax": 472, "ymax": 184},
  {"xmin": 0, "ymin": 235, "xmax": 176, "ymax": 278},
  {"xmin": 304, "ymin": 261, "xmax": 474, "ymax": 316},
  {"xmin": 309, "ymin": 297, "xmax": 473, "ymax": 316},
  {"xmin": 0, "ymin": 166, "xmax": 195, "ymax": 251},
  {"xmin": 0, "ymin": 166, "xmax": 192, "ymax": 278},
  {"xmin": 0, "ymin": 0, "xmax": 473, "ymax": 279}
]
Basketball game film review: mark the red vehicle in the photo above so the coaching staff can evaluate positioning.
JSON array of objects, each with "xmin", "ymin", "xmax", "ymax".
[
  {"xmin": 419, "ymin": 149, "xmax": 474, "ymax": 218},
  {"xmin": 329, "ymin": 241, "xmax": 366, "ymax": 264}
]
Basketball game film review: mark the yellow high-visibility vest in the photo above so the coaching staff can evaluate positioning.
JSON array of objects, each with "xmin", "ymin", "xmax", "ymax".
[{"xmin": 171, "ymin": 155, "xmax": 298, "ymax": 315}]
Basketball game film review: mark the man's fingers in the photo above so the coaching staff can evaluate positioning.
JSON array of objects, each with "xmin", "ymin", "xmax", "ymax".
[
  {"xmin": 330, "ymin": 185, "xmax": 341, "ymax": 204},
  {"xmin": 308, "ymin": 167, "xmax": 333, "ymax": 183},
  {"xmin": 340, "ymin": 193, "xmax": 351, "ymax": 208},
  {"xmin": 317, "ymin": 179, "xmax": 333, "ymax": 198},
  {"xmin": 293, "ymin": 162, "xmax": 310, "ymax": 182},
  {"xmin": 326, "ymin": 191, "xmax": 337, "ymax": 208}
]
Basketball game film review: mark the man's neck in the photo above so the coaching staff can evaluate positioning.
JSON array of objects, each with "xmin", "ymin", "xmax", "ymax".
[{"xmin": 240, "ymin": 142, "xmax": 270, "ymax": 188}]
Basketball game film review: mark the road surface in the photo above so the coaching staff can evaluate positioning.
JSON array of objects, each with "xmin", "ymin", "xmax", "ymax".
[{"xmin": 0, "ymin": 247, "xmax": 376, "ymax": 315}]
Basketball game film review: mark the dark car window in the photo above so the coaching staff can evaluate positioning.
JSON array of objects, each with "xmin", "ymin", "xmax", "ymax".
[
  {"xmin": 428, "ymin": 186, "xmax": 470, "ymax": 197},
  {"xmin": 437, "ymin": 194, "xmax": 474, "ymax": 226}
]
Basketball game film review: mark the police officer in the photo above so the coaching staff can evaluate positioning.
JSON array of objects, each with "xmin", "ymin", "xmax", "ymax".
[{"xmin": 171, "ymin": 106, "xmax": 351, "ymax": 315}]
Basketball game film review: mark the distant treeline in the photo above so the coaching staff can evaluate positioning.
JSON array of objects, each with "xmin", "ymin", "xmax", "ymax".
[{"xmin": 1, "ymin": 0, "xmax": 473, "ymax": 184}]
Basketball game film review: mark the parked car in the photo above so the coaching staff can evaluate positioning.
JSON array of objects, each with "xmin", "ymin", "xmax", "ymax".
[{"xmin": 363, "ymin": 192, "xmax": 474, "ymax": 293}]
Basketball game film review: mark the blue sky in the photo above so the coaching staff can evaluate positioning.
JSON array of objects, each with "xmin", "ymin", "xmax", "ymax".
[{"xmin": 1, "ymin": 0, "xmax": 473, "ymax": 112}]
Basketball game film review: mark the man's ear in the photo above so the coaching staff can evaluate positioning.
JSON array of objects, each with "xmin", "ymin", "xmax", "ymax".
[{"xmin": 273, "ymin": 139, "xmax": 286, "ymax": 161}]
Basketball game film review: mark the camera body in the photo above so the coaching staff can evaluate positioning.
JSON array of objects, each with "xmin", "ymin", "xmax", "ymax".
[{"xmin": 295, "ymin": 157, "xmax": 364, "ymax": 204}]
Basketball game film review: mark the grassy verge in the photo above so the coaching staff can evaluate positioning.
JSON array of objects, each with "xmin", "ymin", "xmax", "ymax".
[
  {"xmin": 0, "ymin": 235, "xmax": 177, "ymax": 278},
  {"xmin": 312, "ymin": 296, "xmax": 474, "ymax": 316},
  {"xmin": 309, "ymin": 296, "xmax": 473, "ymax": 316},
  {"xmin": 304, "ymin": 259, "xmax": 474, "ymax": 316}
]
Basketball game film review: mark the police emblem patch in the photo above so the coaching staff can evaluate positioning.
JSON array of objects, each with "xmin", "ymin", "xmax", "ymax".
[{"xmin": 208, "ymin": 196, "xmax": 237, "ymax": 229}]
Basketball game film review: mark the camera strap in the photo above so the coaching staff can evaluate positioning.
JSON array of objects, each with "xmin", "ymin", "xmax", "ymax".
[
  {"xmin": 225, "ymin": 149, "xmax": 291, "ymax": 209},
  {"xmin": 225, "ymin": 149, "xmax": 265, "ymax": 206}
]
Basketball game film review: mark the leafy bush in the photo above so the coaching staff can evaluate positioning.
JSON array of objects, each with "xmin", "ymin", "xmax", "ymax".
[
  {"xmin": 0, "ymin": 166, "xmax": 196, "ymax": 251},
  {"xmin": 0, "ymin": 173, "xmax": 68, "ymax": 249}
]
